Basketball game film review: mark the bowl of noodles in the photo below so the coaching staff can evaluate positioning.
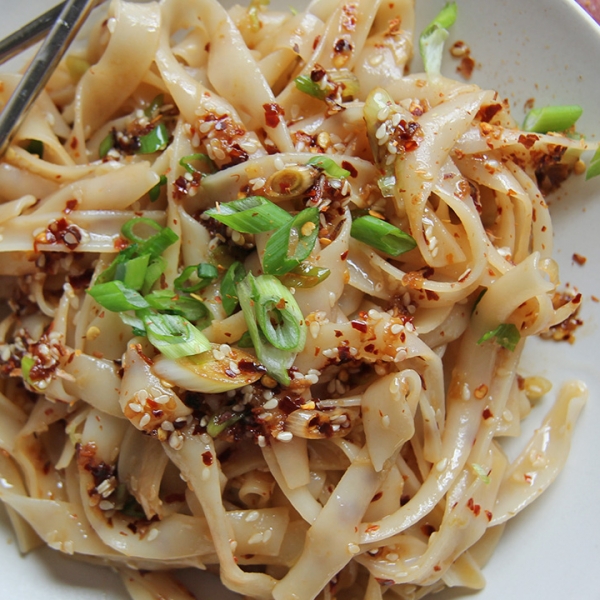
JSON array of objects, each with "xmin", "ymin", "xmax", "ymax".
[{"xmin": 0, "ymin": 0, "xmax": 599, "ymax": 599}]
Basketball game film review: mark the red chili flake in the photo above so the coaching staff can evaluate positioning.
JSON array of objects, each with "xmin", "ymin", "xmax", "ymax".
[
  {"xmin": 351, "ymin": 320, "xmax": 368, "ymax": 333},
  {"xmin": 340, "ymin": 250, "xmax": 349, "ymax": 261},
  {"xmin": 70, "ymin": 137, "xmax": 78, "ymax": 150},
  {"xmin": 333, "ymin": 38, "xmax": 353, "ymax": 54},
  {"xmin": 238, "ymin": 360, "xmax": 267, "ymax": 374},
  {"xmin": 371, "ymin": 491, "xmax": 383, "ymax": 502},
  {"xmin": 339, "ymin": 161, "xmax": 357, "ymax": 179},
  {"xmin": 364, "ymin": 343, "xmax": 375, "ymax": 353},
  {"xmin": 477, "ymin": 103, "xmax": 503, "ymax": 123},
  {"xmin": 572, "ymin": 253, "xmax": 587, "ymax": 265},
  {"xmin": 424, "ymin": 289, "xmax": 440, "ymax": 301},
  {"xmin": 201, "ymin": 451, "xmax": 213, "ymax": 466},
  {"xmin": 64, "ymin": 199, "xmax": 78, "ymax": 214},
  {"xmin": 457, "ymin": 55, "xmax": 476, "ymax": 79},
  {"xmin": 225, "ymin": 369, "xmax": 237, "ymax": 378},
  {"xmin": 263, "ymin": 103, "xmax": 285, "ymax": 128},
  {"xmin": 365, "ymin": 524, "xmax": 380, "ymax": 533},
  {"xmin": 312, "ymin": 35, "xmax": 321, "ymax": 50},
  {"xmin": 518, "ymin": 133, "xmax": 539, "ymax": 149},
  {"xmin": 334, "ymin": 330, "xmax": 343, "ymax": 338},
  {"xmin": 433, "ymin": 565, "xmax": 441, "ymax": 572},
  {"xmin": 36, "ymin": 218, "xmax": 82, "ymax": 250},
  {"xmin": 400, "ymin": 494, "xmax": 410, "ymax": 506},
  {"xmin": 482, "ymin": 407, "xmax": 493, "ymax": 420},
  {"xmin": 485, "ymin": 510, "xmax": 493, "ymax": 522}
]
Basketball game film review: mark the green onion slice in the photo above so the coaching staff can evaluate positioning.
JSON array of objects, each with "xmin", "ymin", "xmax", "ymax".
[
  {"xmin": 205, "ymin": 196, "xmax": 292, "ymax": 234},
  {"xmin": 471, "ymin": 463, "xmax": 491, "ymax": 484},
  {"xmin": 149, "ymin": 174, "xmax": 167, "ymax": 202},
  {"xmin": 137, "ymin": 122, "xmax": 169, "ymax": 154},
  {"xmin": 253, "ymin": 274, "xmax": 306, "ymax": 351},
  {"xmin": 307, "ymin": 155, "xmax": 350, "ymax": 179},
  {"xmin": 236, "ymin": 330, "xmax": 254, "ymax": 348},
  {"xmin": 88, "ymin": 280, "xmax": 150, "ymax": 312},
  {"xmin": 237, "ymin": 273, "xmax": 306, "ymax": 385},
  {"xmin": 142, "ymin": 256, "xmax": 167, "ymax": 295},
  {"xmin": 144, "ymin": 94, "xmax": 164, "ymax": 118},
  {"xmin": 26, "ymin": 140, "xmax": 44, "ymax": 158},
  {"xmin": 377, "ymin": 174, "xmax": 396, "ymax": 198},
  {"xmin": 121, "ymin": 217, "xmax": 163, "ymax": 243},
  {"xmin": 419, "ymin": 1, "xmax": 457, "ymax": 77},
  {"xmin": 294, "ymin": 75, "xmax": 327, "ymax": 100},
  {"xmin": 20, "ymin": 355, "xmax": 37, "ymax": 388},
  {"xmin": 477, "ymin": 323, "xmax": 520, "ymax": 351},
  {"xmin": 278, "ymin": 263, "xmax": 330, "ymax": 288},
  {"xmin": 350, "ymin": 215, "xmax": 416, "ymax": 256},
  {"xmin": 586, "ymin": 147, "xmax": 600, "ymax": 180},
  {"xmin": 142, "ymin": 311, "xmax": 211, "ymax": 359},
  {"xmin": 206, "ymin": 412, "xmax": 244, "ymax": 438},
  {"xmin": 119, "ymin": 312, "xmax": 146, "ymax": 336},
  {"xmin": 220, "ymin": 262, "xmax": 246, "ymax": 316},
  {"xmin": 99, "ymin": 131, "xmax": 115, "ymax": 158},
  {"xmin": 115, "ymin": 253, "xmax": 150, "ymax": 291},
  {"xmin": 263, "ymin": 207, "xmax": 320, "ymax": 275},
  {"xmin": 145, "ymin": 290, "xmax": 211, "ymax": 323},
  {"xmin": 522, "ymin": 105, "xmax": 583, "ymax": 133},
  {"xmin": 179, "ymin": 153, "xmax": 216, "ymax": 175},
  {"xmin": 174, "ymin": 263, "xmax": 219, "ymax": 293}
]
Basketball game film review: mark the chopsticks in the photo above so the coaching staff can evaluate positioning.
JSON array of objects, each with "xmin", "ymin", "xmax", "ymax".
[{"xmin": 0, "ymin": 0, "xmax": 101, "ymax": 156}]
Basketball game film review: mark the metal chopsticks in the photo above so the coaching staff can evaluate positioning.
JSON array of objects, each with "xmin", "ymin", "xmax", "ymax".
[{"xmin": 0, "ymin": 0, "xmax": 100, "ymax": 156}]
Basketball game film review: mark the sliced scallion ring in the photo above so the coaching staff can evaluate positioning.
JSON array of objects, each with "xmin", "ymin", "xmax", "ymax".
[
  {"xmin": 350, "ymin": 215, "xmax": 416, "ymax": 256},
  {"xmin": 220, "ymin": 262, "xmax": 246, "ymax": 316},
  {"xmin": 307, "ymin": 155, "xmax": 351, "ymax": 179},
  {"xmin": 522, "ymin": 105, "xmax": 583, "ymax": 133},
  {"xmin": 205, "ymin": 196, "xmax": 292, "ymax": 234},
  {"xmin": 87, "ymin": 280, "xmax": 150, "ymax": 312},
  {"xmin": 263, "ymin": 207, "xmax": 320, "ymax": 275},
  {"xmin": 179, "ymin": 153, "xmax": 216, "ymax": 175},
  {"xmin": 294, "ymin": 75, "xmax": 327, "ymax": 100},
  {"xmin": 137, "ymin": 122, "xmax": 169, "ymax": 154},
  {"xmin": 419, "ymin": 1, "xmax": 457, "ymax": 77},
  {"xmin": 174, "ymin": 263, "xmax": 219, "ymax": 293},
  {"xmin": 477, "ymin": 323, "xmax": 520, "ymax": 351},
  {"xmin": 142, "ymin": 311, "xmax": 211, "ymax": 359}
]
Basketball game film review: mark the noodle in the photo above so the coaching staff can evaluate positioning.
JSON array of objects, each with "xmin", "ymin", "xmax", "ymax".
[{"xmin": 0, "ymin": 0, "xmax": 592, "ymax": 598}]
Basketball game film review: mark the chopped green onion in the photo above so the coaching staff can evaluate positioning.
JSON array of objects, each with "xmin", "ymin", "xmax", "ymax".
[
  {"xmin": 26, "ymin": 140, "xmax": 44, "ymax": 158},
  {"xmin": 586, "ymin": 147, "xmax": 600, "ymax": 180},
  {"xmin": 377, "ymin": 174, "xmax": 396, "ymax": 197},
  {"xmin": 419, "ymin": 1, "xmax": 457, "ymax": 77},
  {"xmin": 145, "ymin": 289, "xmax": 210, "ymax": 323},
  {"xmin": 115, "ymin": 253, "xmax": 150, "ymax": 291},
  {"xmin": 522, "ymin": 105, "xmax": 583, "ymax": 133},
  {"xmin": 278, "ymin": 263, "xmax": 330, "ymax": 288},
  {"xmin": 477, "ymin": 323, "xmax": 520, "ymax": 351},
  {"xmin": 174, "ymin": 263, "xmax": 219, "ymax": 293},
  {"xmin": 99, "ymin": 131, "xmax": 115, "ymax": 158},
  {"xmin": 149, "ymin": 174, "xmax": 167, "ymax": 202},
  {"xmin": 263, "ymin": 207, "xmax": 319, "ymax": 275},
  {"xmin": 236, "ymin": 330, "xmax": 254, "ymax": 348},
  {"xmin": 253, "ymin": 274, "xmax": 306, "ymax": 351},
  {"xmin": 205, "ymin": 196, "xmax": 292, "ymax": 234},
  {"xmin": 138, "ymin": 227, "xmax": 179, "ymax": 259},
  {"xmin": 121, "ymin": 217, "xmax": 163, "ymax": 242},
  {"xmin": 294, "ymin": 75, "xmax": 327, "ymax": 100},
  {"xmin": 220, "ymin": 262, "xmax": 246, "ymax": 316},
  {"xmin": 119, "ymin": 312, "xmax": 146, "ymax": 336},
  {"xmin": 142, "ymin": 312, "xmax": 211, "ymax": 359},
  {"xmin": 179, "ymin": 153, "xmax": 216, "ymax": 175},
  {"xmin": 307, "ymin": 155, "xmax": 350, "ymax": 179},
  {"xmin": 142, "ymin": 256, "xmax": 167, "ymax": 295},
  {"xmin": 350, "ymin": 215, "xmax": 416, "ymax": 256},
  {"xmin": 88, "ymin": 280, "xmax": 150, "ymax": 312},
  {"xmin": 471, "ymin": 463, "xmax": 491, "ymax": 484},
  {"xmin": 20, "ymin": 355, "xmax": 36, "ymax": 387},
  {"xmin": 237, "ymin": 273, "xmax": 306, "ymax": 385},
  {"xmin": 206, "ymin": 412, "xmax": 243, "ymax": 437},
  {"xmin": 65, "ymin": 55, "xmax": 90, "ymax": 82},
  {"xmin": 137, "ymin": 122, "xmax": 169, "ymax": 154},
  {"xmin": 144, "ymin": 94, "xmax": 164, "ymax": 118}
]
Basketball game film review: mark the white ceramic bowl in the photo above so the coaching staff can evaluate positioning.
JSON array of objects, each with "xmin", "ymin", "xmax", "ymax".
[{"xmin": 1, "ymin": 1, "xmax": 599, "ymax": 598}]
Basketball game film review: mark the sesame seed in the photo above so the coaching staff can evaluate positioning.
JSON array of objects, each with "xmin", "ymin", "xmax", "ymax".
[
  {"xmin": 257, "ymin": 435, "xmax": 266, "ymax": 447},
  {"xmin": 128, "ymin": 402, "xmax": 143, "ymax": 413},
  {"xmin": 348, "ymin": 543, "xmax": 361, "ymax": 554},
  {"xmin": 147, "ymin": 528, "xmax": 159, "ymax": 541},
  {"xmin": 139, "ymin": 413, "xmax": 151, "ymax": 428},
  {"xmin": 248, "ymin": 532, "xmax": 264, "ymax": 545},
  {"xmin": 375, "ymin": 123, "xmax": 387, "ymax": 139},
  {"xmin": 263, "ymin": 530, "xmax": 272, "ymax": 542},
  {"xmin": 161, "ymin": 421, "xmax": 175, "ymax": 431},
  {"xmin": 245, "ymin": 511, "xmax": 260, "ymax": 522},
  {"xmin": 436, "ymin": 458, "xmax": 448, "ymax": 472},
  {"xmin": 274, "ymin": 157, "xmax": 285, "ymax": 171},
  {"xmin": 154, "ymin": 394, "xmax": 170, "ymax": 404},
  {"xmin": 381, "ymin": 415, "xmax": 391, "ymax": 428},
  {"xmin": 169, "ymin": 432, "xmax": 184, "ymax": 450},
  {"xmin": 391, "ymin": 323, "xmax": 403, "ymax": 335},
  {"xmin": 98, "ymin": 500, "xmax": 115, "ymax": 511},
  {"xmin": 276, "ymin": 431, "xmax": 293, "ymax": 442},
  {"xmin": 386, "ymin": 552, "xmax": 399, "ymax": 562},
  {"xmin": 263, "ymin": 398, "xmax": 278, "ymax": 410}
]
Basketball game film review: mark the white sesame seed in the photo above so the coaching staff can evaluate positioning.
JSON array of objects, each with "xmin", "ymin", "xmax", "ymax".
[
  {"xmin": 348, "ymin": 543, "xmax": 361, "ymax": 554},
  {"xmin": 128, "ymin": 402, "xmax": 142, "ymax": 413},
  {"xmin": 263, "ymin": 398, "xmax": 278, "ymax": 410},
  {"xmin": 274, "ymin": 157, "xmax": 285, "ymax": 171},
  {"xmin": 386, "ymin": 552, "xmax": 399, "ymax": 562},
  {"xmin": 161, "ymin": 421, "xmax": 175, "ymax": 431},
  {"xmin": 276, "ymin": 431, "xmax": 293, "ymax": 442},
  {"xmin": 248, "ymin": 532, "xmax": 264, "ymax": 545},
  {"xmin": 245, "ymin": 511, "xmax": 260, "ymax": 522},
  {"xmin": 375, "ymin": 123, "xmax": 387, "ymax": 139},
  {"xmin": 502, "ymin": 410, "xmax": 514, "ymax": 422},
  {"xmin": 263, "ymin": 530, "xmax": 272, "ymax": 542},
  {"xmin": 147, "ymin": 528, "xmax": 159, "ymax": 541},
  {"xmin": 154, "ymin": 394, "xmax": 170, "ymax": 405},
  {"xmin": 98, "ymin": 500, "xmax": 115, "ymax": 511},
  {"xmin": 139, "ymin": 413, "xmax": 151, "ymax": 428},
  {"xmin": 436, "ymin": 458, "xmax": 448, "ymax": 472},
  {"xmin": 381, "ymin": 415, "xmax": 391, "ymax": 428},
  {"xmin": 391, "ymin": 323, "xmax": 403, "ymax": 335},
  {"xmin": 169, "ymin": 432, "xmax": 184, "ymax": 450},
  {"xmin": 257, "ymin": 435, "xmax": 266, "ymax": 447}
]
